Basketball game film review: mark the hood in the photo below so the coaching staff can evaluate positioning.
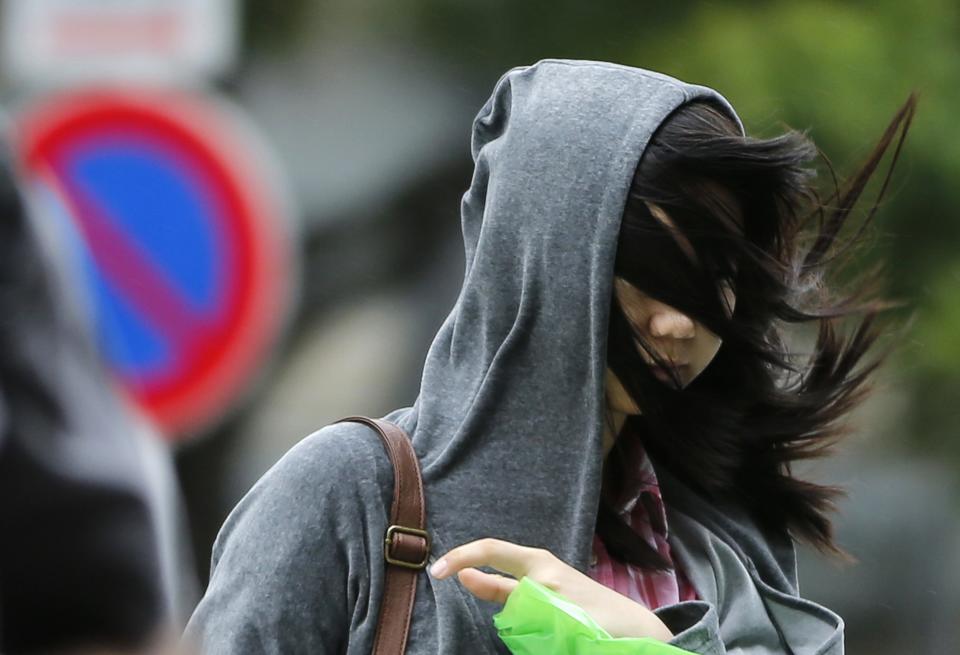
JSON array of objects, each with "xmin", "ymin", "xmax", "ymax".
[{"xmin": 397, "ymin": 59, "xmax": 744, "ymax": 574}]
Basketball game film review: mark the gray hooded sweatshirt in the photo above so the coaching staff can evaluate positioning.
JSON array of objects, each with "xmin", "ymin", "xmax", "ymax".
[{"xmin": 185, "ymin": 59, "xmax": 845, "ymax": 655}]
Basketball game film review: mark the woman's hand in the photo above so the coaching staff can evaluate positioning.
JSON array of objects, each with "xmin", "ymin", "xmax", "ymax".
[{"xmin": 429, "ymin": 537, "xmax": 674, "ymax": 641}]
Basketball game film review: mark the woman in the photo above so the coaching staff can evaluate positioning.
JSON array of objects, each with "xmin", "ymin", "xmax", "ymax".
[{"xmin": 185, "ymin": 59, "xmax": 915, "ymax": 653}]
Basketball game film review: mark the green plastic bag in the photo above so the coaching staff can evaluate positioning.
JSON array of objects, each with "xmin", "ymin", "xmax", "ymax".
[{"xmin": 492, "ymin": 577, "xmax": 695, "ymax": 655}]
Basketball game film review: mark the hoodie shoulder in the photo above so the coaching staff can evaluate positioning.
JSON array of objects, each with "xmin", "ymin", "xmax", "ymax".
[
  {"xmin": 185, "ymin": 420, "xmax": 394, "ymax": 655},
  {"xmin": 257, "ymin": 420, "xmax": 394, "ymax": 505},
  {"xmin": 220, "ymin": 420, "xmax": 395, "ymax": 541},
  {"xmin": 214, "ymin": 419, "xmax": 395, "ymax": 565}
]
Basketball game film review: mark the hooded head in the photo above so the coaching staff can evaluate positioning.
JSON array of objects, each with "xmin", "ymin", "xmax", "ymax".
[{"xmin": 396, "ymin": 59, "xmax": 745, "ymax": 574}]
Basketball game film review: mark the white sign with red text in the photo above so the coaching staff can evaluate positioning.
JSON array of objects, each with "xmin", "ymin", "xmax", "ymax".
[{"xmin": 1, "ymin": 0, "xmax": 237, "ymax": 86}]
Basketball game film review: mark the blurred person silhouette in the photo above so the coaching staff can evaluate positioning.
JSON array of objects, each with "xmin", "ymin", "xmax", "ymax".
[
  {"xmin": 186, "ymin": 60, "xmax": 915, "ymax": 653},
  {"xmin": 0, "ymin": 120, "xmax": 194, "ymax": 654}
]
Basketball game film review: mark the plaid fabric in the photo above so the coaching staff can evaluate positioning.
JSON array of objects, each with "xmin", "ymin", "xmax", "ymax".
[{"xmin": 588, "ymin": 438, "xmax": 699, "ymax": 609}]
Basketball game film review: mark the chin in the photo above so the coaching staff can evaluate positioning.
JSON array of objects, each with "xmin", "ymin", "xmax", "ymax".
[{"xmin": 617, "ymin": 402, "xmax": 642, "ymax": 415}]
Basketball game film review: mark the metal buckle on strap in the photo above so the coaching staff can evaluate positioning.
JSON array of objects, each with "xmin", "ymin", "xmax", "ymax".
[{"xmin": 384, "ymin": 525, "xmax": 431, "ymax": 570}]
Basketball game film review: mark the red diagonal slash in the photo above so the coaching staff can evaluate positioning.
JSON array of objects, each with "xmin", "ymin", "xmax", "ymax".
[{"xmin": 59, "ymin": 175, "xmax": 210, "ymax": 358}]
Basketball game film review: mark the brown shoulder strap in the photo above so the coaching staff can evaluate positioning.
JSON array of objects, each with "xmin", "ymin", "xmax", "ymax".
[{"xmin": 335, "ymin": 416, "xmax": 430, "ymax": 655}]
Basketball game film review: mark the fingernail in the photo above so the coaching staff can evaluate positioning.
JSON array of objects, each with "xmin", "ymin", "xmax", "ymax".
[{"xmin": 429, "ymin": 559, "xmax": 447, "ymax": 577}]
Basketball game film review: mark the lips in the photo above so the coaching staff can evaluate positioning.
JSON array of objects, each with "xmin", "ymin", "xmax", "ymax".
[
  {"xmin": 652, "ymin": 364, "xmax": 684, "ymax": 375},
  {"xmin": 643, "ymin": 357, "xmax": 689, "ymax": 369},
  {"xmin": 634, "ymin": 344, "xmax": 689, "ymax": 380},
  {"xmin": 650, "ymin": 363, "xmax": 687, "ymax": 384}
]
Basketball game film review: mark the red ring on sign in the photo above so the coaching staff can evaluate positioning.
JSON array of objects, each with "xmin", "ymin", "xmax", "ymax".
[{"xmin": 17, "ymin": 88, "xmax": 294, "ymax": 440}]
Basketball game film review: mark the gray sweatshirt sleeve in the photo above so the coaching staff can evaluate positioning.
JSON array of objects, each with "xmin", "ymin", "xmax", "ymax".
[
  {"xmin": 649, "ymin": 530, "xmax": 843, "ymax": 655},
  {"xmin": 184, "ymin": 425, "xmax": 388, "ymax": 654}
]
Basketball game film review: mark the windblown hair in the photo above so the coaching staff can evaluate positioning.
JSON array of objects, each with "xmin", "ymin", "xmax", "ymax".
[{"xmin": 597, "ymin": 95, "xmax": 917, "ymax": 571}]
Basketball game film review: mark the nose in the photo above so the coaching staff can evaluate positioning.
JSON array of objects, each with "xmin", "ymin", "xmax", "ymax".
[{"xmin": 648, "ymin": 307, "xmax": 695, "ymax": 340}]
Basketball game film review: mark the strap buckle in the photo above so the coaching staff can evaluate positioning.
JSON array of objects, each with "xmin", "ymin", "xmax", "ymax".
[{"xmin": 384, "ymin": 524, "xmax": 431, "ymax": 570}]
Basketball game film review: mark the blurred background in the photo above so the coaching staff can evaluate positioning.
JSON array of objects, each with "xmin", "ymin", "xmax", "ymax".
[{"xmin": 1, "ymin": 0, "xmax": 958, "ymax": 652}]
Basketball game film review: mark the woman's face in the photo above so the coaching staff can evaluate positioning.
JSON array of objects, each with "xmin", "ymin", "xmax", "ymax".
[
  {"xmin": 605, "ymin": 276, "xmax": 736, "ymax": 414},
  {"xmin": 605, "ymin": 201, "xmax": 738, "ymax": 415}
]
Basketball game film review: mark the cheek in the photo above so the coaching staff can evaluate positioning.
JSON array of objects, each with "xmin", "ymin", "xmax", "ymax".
[{"xmin": 687, "ymin": 332, "xmax": 724, "ymax": 383}]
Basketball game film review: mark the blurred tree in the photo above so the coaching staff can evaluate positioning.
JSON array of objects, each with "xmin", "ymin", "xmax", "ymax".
[
  {"xmin": 382, "ymin": 0, "xmax": 691, "ymax": 80},
  {"xmin": 240, "ymin": 0, "xmax": 317, "ymax": 55}
]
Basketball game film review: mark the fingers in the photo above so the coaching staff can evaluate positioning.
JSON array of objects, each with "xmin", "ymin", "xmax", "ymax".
[
  {"xmin": 430, "ymin": 537, "xmax": 550, "ymax": 581},
  {"xmin": 456, "ymin": 568, "xmax": 519, "ymax": 604}
]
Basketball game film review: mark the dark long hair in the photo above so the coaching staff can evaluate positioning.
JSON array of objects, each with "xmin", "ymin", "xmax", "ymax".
[{"xmin": 596, "ymin": 95, "xmax": 918, "ymax": 571}]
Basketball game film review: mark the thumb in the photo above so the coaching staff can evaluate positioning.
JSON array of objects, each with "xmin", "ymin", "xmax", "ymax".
[{"xmin": 456, "ymin": 567, "xmax": 519, "ymax": 605}]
